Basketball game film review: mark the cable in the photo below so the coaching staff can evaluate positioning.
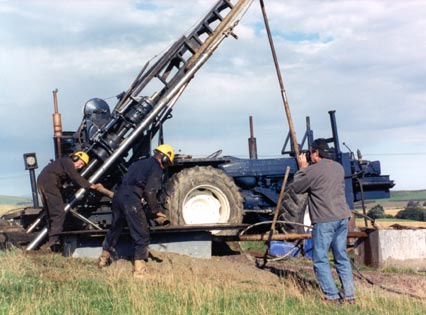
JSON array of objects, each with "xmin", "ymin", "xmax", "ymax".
[
  {"xmin": 241, "ymin": 219, "xmax": 424, "ymax": 300},
  {"xmin": 238, "ymin": 220, "xmax": 312, "ymax": 264},
  {"xmin": 351, "ymin": 259, "xmax": 424, "ymax": 300}
]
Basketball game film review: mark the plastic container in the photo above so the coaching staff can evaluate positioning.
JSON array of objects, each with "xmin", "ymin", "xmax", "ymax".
[
  {"xmin": 269, "ymin": 239, "xmax": 313, "ymax": 260},
  {"xmin": 269, "ymin": 241, "xmax": 300, "ymax": 257}
]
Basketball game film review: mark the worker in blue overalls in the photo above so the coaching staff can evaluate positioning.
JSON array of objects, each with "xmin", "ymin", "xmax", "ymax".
[{"xmin": 98, "ymin": 144, "xmax": 174, "ymax": 279}]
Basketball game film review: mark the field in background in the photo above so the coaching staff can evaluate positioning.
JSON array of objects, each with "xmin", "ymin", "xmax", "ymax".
[
  {"xmin": 356, "ymin": 218, "xmax": 426, "ymax": 229},
  {"xmin": 0, "ymin": 205, "xmax": 27, "ymax": 217},
  {"xmin": 354, "ymin": 189, "xmax": 426, "ymax": 229},
  {"xmin": 0, "ymin": 195, "xmax": 31, "ymax": 205},
  {"xmin": 387, "ymin": 190, "xmax": 426, "ymax": 201},
  {"xmin": 0, "ymin": 195, "xmax": 31, "ymax": 216}
]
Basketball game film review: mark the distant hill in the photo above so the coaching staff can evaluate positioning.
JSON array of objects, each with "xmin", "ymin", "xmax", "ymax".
[
  {"xmin": 1, "ymin": 190, "xmax": 425, "ymax": 206},
  {"xmin": 355, "ymin": 190, "xmax": 426, "ymax": 211},
  {"xmin": 0, "ymin": 195, "xmax": 32, "ymax": 206},
  {"xmin": 390, "ymin": 190, "xmax": 426, "ymax": 201}
]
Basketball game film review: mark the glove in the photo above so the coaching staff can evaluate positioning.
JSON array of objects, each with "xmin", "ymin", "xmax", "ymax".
[{"xmin": 153, "ymin": 212, "xmax": 170, "ymax": 226}]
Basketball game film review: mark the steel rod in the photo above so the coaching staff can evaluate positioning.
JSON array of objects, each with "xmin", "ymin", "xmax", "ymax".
[
  {"xmin": 259, "ymin": 0, "xmax": 300, "ymax": 159},
  {"xmin": 239, "ymin": 231, "xmax": 369, "ymax": 241}
]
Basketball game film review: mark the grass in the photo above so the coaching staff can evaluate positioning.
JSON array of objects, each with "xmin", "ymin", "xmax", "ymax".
[
  {"xmin": 389, "ymin": 190, "xmax": 426, "ymax": 201},
  {"xmin": 356, "ymin": 218, "xmax": 426, "ymax": 229},
  {"xmin": 0, "ymin": 249, "xmax": 425, "ymax": 315},
  {"xmin": 1, "ymin": 200, "xmax": 425, "ymax": 314},
  {"xmin": 0, "ymin": 195, "xmax": 31, "ymax": 206},
  {"xmin": 0, "ymin": 205, "xmax": 30, "ymax": 217}
]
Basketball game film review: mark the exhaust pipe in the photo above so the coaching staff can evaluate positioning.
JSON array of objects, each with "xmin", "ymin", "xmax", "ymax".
[
  {"xmin": 248, "ymin": 116, "xmax": 258, "ymax": 159},
  {"xmin": 52, "ymin": 89, "xmax": 63, "ymax": 159}
]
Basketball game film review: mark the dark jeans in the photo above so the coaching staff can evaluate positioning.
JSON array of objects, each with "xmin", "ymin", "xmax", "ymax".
[
  {"xmin": 38, "ymin": 186, "xmax": 66, "ymax": 247},
  {"xmin": 312, "ymin": 218, "xmax": 355, "ymax": 300},
  {"xmin": 102, "ymin": 191, "xmax": 150, "ymax": 260}
]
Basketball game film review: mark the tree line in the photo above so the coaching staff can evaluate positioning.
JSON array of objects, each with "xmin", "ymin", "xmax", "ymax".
[{"xmin": 367, "ymin": 201, "xmax": 426, "ymax": 221}]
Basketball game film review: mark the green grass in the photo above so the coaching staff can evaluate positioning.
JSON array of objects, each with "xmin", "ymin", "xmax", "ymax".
[
  {"xmin": 239, "ymin": 240, "xmax": 267, "ymax": 252},
  {"xmin": 389, "ymin": 190, "xmax": 426, "ymax": 201},
  {"xmin": 0, "ymin": 195, "xmax": 31, "ymax": 206},
  {"xmin": 0, "ymin": 249, "xmax": 425, "ymax": 315}
]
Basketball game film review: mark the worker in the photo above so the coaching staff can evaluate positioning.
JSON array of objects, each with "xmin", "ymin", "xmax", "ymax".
[
  {"xmin": 289, "ymin": 138, "xmax": 355, "ymax": 304},
  {"xmin": 98, "ymin": 144, "xmax": 175, "ymax": 279},
  {"xmin": 37, "ymin": 151, "xmax": 103, "ymax": 252}
]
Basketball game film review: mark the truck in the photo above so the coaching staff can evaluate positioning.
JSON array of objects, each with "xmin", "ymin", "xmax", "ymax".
[{"xmin": 1, "ymin": 0, "xmax": 394, "ymax": 252}]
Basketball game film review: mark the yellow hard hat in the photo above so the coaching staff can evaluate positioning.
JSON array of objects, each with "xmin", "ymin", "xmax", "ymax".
[
  {"xmin": 154, "ymin": 144, "xmax": 175, "ymax": 165},
  {"xmin": 72, "ymin": 151, "xmax": 90, "ymax": 165}
]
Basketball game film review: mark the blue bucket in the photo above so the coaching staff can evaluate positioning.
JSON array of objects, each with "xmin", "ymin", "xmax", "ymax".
[
  {"xmin": 269, "ymin": 239, "xmax": 313, "ymax": 259},
  {"xmin": 269, "ymin": 241, "xmax": 300, "ymax": 257}
]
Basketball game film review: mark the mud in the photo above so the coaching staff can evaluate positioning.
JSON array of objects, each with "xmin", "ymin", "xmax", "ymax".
[{"xmin": 102, "ymin": 249, "xmax": 426, "ymax": 300}]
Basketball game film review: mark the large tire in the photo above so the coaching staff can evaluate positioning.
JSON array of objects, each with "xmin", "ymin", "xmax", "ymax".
[
  {"xmin": 279, "ymin": 187, "xmax": 309, "ymax": 234},
  {"xmin": 162, "ymin": 166, "xmax": 243, "ymax": 235}
]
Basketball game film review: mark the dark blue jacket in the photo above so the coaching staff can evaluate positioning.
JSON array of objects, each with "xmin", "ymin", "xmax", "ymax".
[{"xmin": 117, "ymin": 157, "xmax": 163, "ymax": 212}]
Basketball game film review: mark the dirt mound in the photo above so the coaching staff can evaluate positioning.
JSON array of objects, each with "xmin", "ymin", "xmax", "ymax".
[
  {"xmin": 105, "ymin": 251, "xmax": 281, "ymax": 291},
  {"xmin": 103, "ymin": 250, "xmax": 426, "ymax": 300}
]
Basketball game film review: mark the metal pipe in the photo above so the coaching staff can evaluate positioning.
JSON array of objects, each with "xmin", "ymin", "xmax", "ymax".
[
  {"xmin": 52, "ymin": 89, "xmax": 63, "ymax": 158},
  {"xmin": 259, "ymin": 0, "xmax": 300, "ymax": 159},
  {"xmin": 69, "ymin": 210, "xmax": 102, "ymax": 230},
  {"xmin": 259, "ymin": 166, "xmax": 291, "ymax": 266},
  {"xmin": 248, "ymin": 116, "xmax": 258, "ymax": 159},
  {"xmin": 26, "ymin": 0, "xmax": 254, "ymax": 250},
  {"xmin": 328, "ymin": 110, "xmax": 341, "ymax": 160},
  {"xmin": 73, "ymin": 20, "xmax": 240, "ymax": 201},
  {"xmin": 239, "ymin": 231, "xmax": 369, "ymax": 241},
  {"xmin": 29, "ymin": 169, "xmax": 39, "ymax": 208},
  {"xmin": 26, "ymin": 211, "xmax": 45, "ymax": 234},
  {"xmin": 26, "ymin": 227, "xmax": 48, "ymax": 251},
  {"xmin": 271, "ymin": 166, "xmax": 291, "ymax": 235},
  {"xmin": 185, "ymin": 0, "xmax": 251, "ymax": 70},
  {"xmin": 26, "ymin": 48, "xmax": 221, "ymax": 250}
]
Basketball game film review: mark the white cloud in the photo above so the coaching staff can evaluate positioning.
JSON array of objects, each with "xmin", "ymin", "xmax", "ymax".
[{"xmin": 0, "ymin": 0, "xmax": 425, "ymax": 196}]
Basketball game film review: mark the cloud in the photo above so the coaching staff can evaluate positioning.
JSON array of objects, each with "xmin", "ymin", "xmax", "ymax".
[{"xmin": 0, "ymin": 0, "xmax": 425, "ymax": 196}]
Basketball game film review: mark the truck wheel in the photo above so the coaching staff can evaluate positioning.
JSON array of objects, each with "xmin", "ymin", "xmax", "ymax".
[
  {"xmin": 162, "ymin": 166, "xmax": 243, "ymax": 235},
  {"xmin": 279, "ymin": 187, "xmax": 309, "ymax": 234}
]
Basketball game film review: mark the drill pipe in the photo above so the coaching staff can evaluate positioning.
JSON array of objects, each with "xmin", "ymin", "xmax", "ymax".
[{"xmin": 238, "ymin": 231, "xmax": 368, "ymax": 242}]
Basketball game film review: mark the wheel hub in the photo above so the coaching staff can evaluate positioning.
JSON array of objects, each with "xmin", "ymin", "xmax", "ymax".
[{"xmin": 182, "ymin": 185, "xmax": 230, "ymax": 224}]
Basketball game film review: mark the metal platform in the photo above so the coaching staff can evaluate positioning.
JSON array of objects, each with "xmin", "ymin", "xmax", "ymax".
[
  {"xmin": 63, "ymin": 231, "xmax": 213, "ymax": 259},
  {"xmin": 61, "ymin": 223, "xmax": 248, "ymax": 259}
]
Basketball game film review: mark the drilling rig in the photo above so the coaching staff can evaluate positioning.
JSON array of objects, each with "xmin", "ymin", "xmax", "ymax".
[{"xmin": 1, "ymin": 0, "xmax": 394, "ymax": 253}]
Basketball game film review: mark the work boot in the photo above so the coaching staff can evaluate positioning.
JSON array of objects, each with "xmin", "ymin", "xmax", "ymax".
[
  {"xmin": 98, "ymin": 250, "xmax": 111, "ymax": 268},
  {"xmin": 49, "ymin": 243, "xmax": 62, "ymax": 253},
  {"xmin": 133, "ymin": 259, "xmax": 148, "ymax": 279}
]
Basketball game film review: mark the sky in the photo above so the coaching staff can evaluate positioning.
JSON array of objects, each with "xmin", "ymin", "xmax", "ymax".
[{"xmin": 0, "ymin": 0, "xmax": 425, "ymax": 197}]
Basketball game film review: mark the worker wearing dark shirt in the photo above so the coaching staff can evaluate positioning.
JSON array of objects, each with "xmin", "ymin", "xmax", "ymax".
[
  {"xmin": 290, "ymin": 138, "xmax": 355, "ymax": 304},
  {"xmin": 37, "ymin": 152, "xmax": 102, "ymax": 251},
  {"xmin": 98, "ymin": 144, "xmax": 175, "ymax": 279}
]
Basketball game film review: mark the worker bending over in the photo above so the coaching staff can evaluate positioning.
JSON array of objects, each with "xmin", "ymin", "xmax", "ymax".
[
  {"xmin": 98, "ymin": 144, "xmax": 174, "ymax": 279},
  {"xmin": 37, "ymin": 151, "xmax": 102, "ymax": 252}
]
